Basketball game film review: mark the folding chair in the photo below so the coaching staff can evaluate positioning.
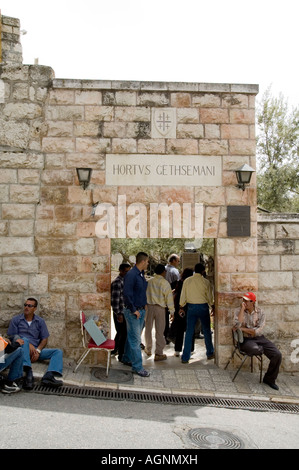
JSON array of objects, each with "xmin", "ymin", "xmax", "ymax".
[
  {"xmin": 224, "ymin": 329, "xmax": 263, "ymax": 383},
  {"xmin": 73, "ymin": 311, "xmax": 115, "ymax": 377}
]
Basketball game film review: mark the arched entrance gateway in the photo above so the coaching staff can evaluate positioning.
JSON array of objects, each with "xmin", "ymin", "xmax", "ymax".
[{"xmin": 0, "ymin": 14, "xmax": 261, "ymax": 381}]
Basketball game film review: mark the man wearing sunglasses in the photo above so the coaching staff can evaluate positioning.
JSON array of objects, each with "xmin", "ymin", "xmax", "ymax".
[
  {"xmin": 7, "ymin": 298, "xmax": 63, "ymax": 390},
  {"xmin": 233, "ymin": 292, "xmax": 282, "ymax": 390}
]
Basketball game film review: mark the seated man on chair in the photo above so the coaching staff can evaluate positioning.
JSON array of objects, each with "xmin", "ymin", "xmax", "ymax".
[
  {"xmin": 233, "ymin": 292, "xmax": 282, "ymax": 390},
  {"xmin": 7, "ymin": 298, "xmax": 63, "ymax": 390}
]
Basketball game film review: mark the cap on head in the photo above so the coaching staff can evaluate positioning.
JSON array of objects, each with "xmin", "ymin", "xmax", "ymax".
[{"xmin": 242, "ymin": 292, "xmax": 256, "ymax": 302}]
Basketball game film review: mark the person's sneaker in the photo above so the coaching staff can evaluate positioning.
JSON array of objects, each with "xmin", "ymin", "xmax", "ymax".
[
  {"xmin": 174, "ymin": 351, "xmax": 180, "ymax": 357},
  {"xmin": 144, "ymin": 349, "xmax": 152, "ymax": 357},
  {"xmin": 154, "ymin": 354, "xmax": 167, "ymax": 361},
  {"xmin": 207, "ymin": 353, "xmax": 215, "ymax": 360},
  {"xmin": 133, "ymin": 369, "xmax": 150, "ymax": 377},
  {"xmin": 1, "ymin": 382, "xmax": 21, "ymax": 394},
  {"xmin": 181, "ymin": 359, "xmax": 189, "ymax": 364}
]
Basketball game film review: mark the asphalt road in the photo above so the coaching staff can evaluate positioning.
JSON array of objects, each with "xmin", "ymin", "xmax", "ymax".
[{"xmin": 1, "ymin": 392, "xmax": 299, "ymax": 450}]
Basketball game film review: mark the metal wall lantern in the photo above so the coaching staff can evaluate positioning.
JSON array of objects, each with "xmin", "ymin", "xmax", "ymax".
[
  {"xmin": 76, "ymin": 168, "xmax": 92, "ymax": 190},
  {"xmin": 235, "ymin": 164, "xmax": 255, "ymax": 191}
]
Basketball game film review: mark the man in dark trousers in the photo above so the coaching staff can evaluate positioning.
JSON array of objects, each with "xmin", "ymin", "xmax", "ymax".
[
  {"xmin": 111, "ymin": 263, "xmax": 131, "ymax": 362},
  {"xmin": 233, "ymin": 291, "xmax": 282, "ymax": 390}
]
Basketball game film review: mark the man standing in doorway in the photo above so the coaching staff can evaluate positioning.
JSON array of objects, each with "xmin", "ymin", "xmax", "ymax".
[
  {"xmin": 145, "ymin": 264, "xmax": 175, "ymax": 361},
  {"xmin": 111, "ymin": 263, "xmax": 131, "ymax": 362},
  {"xmin": 165, "ymin": 254, "xmax": 180, "ymax": 289},
  {"xmin": 180, "ymin": 263, "xmax": 215, "ymax": 363},
  {"xmin": 122, "ymin": 252, "xmax": 150, "ymax": 377},
  {"xmin": 165, "ymin": 254, "xmax": 180, "ymax": 342}
]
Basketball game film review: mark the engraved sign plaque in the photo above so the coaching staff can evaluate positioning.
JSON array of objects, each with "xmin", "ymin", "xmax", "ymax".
[
  {"xmin": 106, "ymin": 154, "xmax": 222, "ymax": 186},
  {"xmin": 227, "ymin": 206, "xmax": 251, "ymax": 237}
]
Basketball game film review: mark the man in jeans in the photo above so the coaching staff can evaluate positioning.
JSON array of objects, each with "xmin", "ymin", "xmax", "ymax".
[
  {"xmin": 180, "ymin": 263, "xmax": 215, "ymax": 363},
  {"xmin": 0, "ymin": 336, "xmax": 24, "ymax": 394},
  {"xmin": 7, "ymin": 298, "xmax": 63, "ymax": 389},
  {"xmin": 122, "ymin": 252, "xmax": 150, "ymax": 377}
]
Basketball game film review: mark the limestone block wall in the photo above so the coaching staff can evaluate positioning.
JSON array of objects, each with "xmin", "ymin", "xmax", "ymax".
[
  {"xmin": 0, "ymin": 15, "xmax": 23, "ymax": 65},
  {"xmin": 1, "ymin": 14, "xmax": 262, "ymax": 368},
  {"xmin": 258, "ymin": 213, "xmax": 299, "ymax": 372},
  {"xmin": 39, "ymin": 79, "xmax": 259, "ymax": 363}
]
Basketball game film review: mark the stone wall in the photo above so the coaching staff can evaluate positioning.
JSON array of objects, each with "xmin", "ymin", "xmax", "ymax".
[
  {"xmin": 0, "ymin": 15, "xmax": 22, "ymax": 65},
  {"xmin": 258, "ymin": 213, "xmax": 299, "ymax": 372}
]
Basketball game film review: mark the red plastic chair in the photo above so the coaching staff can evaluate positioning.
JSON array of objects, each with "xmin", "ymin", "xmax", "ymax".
[{"xmin": 73, "ymin": 311, "xmax": 115, "ymax": 377}]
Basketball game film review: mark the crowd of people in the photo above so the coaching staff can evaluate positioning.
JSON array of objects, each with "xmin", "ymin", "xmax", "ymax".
[
  {"xmin": 111, "ymin": 251, "xmax": 282, "ymax": 390},
  {"xmin": 0, "ymin": 251, "xmax": 282, "ymax": 393},
  {"xmin": 111, "ymin": 252, "xmax": 215, "ymax": 378}
]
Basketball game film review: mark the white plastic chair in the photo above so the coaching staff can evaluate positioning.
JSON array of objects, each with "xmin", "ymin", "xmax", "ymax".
[{"xmin": 73, "ymin": 311, "xmax": 115, "ymax": 377}]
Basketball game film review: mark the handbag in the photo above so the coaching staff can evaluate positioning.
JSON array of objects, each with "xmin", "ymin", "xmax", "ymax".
[
  {"xmin": 0, "ymin": 335, "xmax": 21, "ymax": 354},
  {"xmin": 0, "ymin": 336, "xmax": 8, "ymax": 351}
]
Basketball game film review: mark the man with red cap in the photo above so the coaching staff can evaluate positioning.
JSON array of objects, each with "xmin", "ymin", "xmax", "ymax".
[{"xmin": 233, "ymin": 292, "xmax": 282, "ymax": 390}]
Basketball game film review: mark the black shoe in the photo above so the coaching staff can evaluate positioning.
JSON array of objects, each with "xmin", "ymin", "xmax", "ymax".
[
  {"xmin": 23, "ymin": 369, "xmax": 34, "ymax": 390},
  {"xmin": 263, "ymin": 378, "xmax": 279, "ymax": 390},
  {"xmin": 166, "ymin": 336, "xmax": 175, "ymax": 344},
  {"xmin": 121, "ymin": 360, "xmax": 132, "ymax": 367},
  {"xmin": 41, "ymin": 372, "xmax": 63, "ymax": 388}
]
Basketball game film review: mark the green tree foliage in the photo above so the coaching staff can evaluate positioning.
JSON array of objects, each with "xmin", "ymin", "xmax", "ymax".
[
  {"xmin": 111, "ymin": 238, "xmax": 214, "ymax": 272},
  {"xmin": 256, "ymin": 87, "xmax": 299, "ymax": 212}
]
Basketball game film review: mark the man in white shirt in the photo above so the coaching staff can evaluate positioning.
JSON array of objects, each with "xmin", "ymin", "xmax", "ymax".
[{"xmin": 165, "ymin": 254, "xmax": 180, "ymax": 289}]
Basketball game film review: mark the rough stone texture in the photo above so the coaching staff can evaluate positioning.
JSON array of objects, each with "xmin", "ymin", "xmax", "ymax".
[{"xmin": 257, "ymin": 213, "xmax": 299, "ymax": 372}]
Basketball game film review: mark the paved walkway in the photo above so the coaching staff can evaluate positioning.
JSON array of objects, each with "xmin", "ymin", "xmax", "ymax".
[{"xmin": 32, "ymin": 339, "xmax": 299, "ymax": 405}]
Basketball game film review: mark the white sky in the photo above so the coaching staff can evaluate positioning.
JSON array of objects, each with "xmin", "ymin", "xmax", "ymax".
[{"xmin": 1, "ymin": 0, "xmax": 298, "ymax": 107}]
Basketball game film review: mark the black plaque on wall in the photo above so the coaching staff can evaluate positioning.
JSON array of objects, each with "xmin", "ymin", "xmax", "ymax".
[{"xmin": 227, "ymin": 206, "xmax": 251, "ymax": 237}]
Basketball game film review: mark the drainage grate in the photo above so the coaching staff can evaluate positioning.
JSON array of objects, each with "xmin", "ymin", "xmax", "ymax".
[
  {"xmin": 32, "ymin": 383, "xmax": 299, "ymax": 414},
  {"xmin": 188, "ymin": 427, "xmax": 244, "ymax": 449}
]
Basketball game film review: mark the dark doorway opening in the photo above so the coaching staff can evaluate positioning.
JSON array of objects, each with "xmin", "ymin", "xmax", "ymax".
[{"xmin": 110, "ymin": 238, "xmax": 215, "ymax": 378}]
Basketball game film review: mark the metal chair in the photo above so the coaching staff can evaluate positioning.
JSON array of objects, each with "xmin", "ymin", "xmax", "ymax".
[
  {"xmin": 224, "ymin": 329, "xmax": 263, "ymax": 383},
  {"xmin": 73, "ymin": 311, "xmax": 115, "ymax": 377}
]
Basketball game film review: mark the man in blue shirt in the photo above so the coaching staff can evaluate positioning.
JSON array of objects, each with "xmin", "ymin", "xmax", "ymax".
[
  {"xmin": 7, "ymin": 298, "xmax": 63, "ymax": 389},
  {"xmin": 122, "ymin": 252, "xmax": 150, "ymax": 377}
]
